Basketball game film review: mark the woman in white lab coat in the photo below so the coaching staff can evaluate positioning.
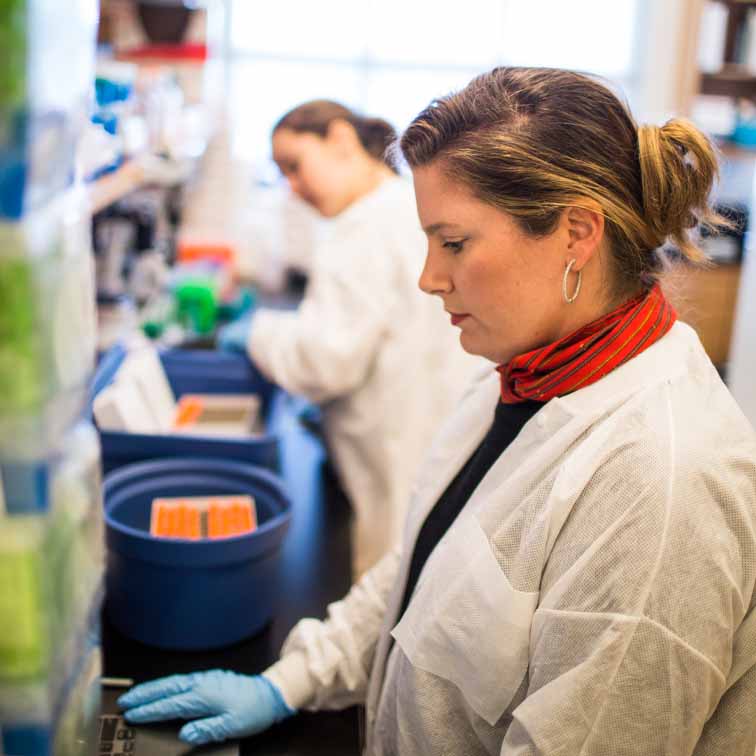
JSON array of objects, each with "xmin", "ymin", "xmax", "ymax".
[
  {"xmin": 121, "ymin": 69, "xmax": 756, "ymax": 755},
  {"xmin": 222, "ymin": 100, "xmax": 482, "ymax": 577}
]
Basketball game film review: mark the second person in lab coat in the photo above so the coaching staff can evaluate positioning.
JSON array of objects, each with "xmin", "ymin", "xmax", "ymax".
[{"xmin": 222, "ymin": 100, "xmax": 482, "ymax": 576}]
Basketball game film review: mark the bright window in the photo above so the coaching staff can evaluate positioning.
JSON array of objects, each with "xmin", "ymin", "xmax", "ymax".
[
  {"xmin": 230, "ymin": 1, "xmax": 366, "ymax": 60},
  {"xmin": 501, "ymin": 1, "xmax": 639, "ymax": 77},
  {"xmin": 228, "ymin": 0, "xmax": 642, "ymax": 162},
  {"xmin": 365, "ymin": 0, "xmax": 504, "ymax": 68}
]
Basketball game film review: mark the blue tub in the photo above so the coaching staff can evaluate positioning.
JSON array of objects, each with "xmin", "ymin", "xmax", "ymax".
[
  {"xmin": 103, "ymin": 458, "xmax": 292, "ymax": 650},
  {"xmin": 92, "ymin": 345, "xmax": 281, "ymax": 475}
]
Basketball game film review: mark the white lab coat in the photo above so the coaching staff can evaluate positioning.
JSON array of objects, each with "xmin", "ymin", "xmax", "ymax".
[
  {"xmin": 265, "ymin": 322, "xmax": 756, "ymax": 755},
  {"xmin": 248, "ymin": 177, "xmax": 483, "ymax": 576}
]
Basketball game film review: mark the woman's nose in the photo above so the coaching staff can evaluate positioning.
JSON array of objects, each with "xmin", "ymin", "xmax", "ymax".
[
  {"xmin": 286, "ymin": 175, "xmax": 303, "ymax": 199},
  {"xmin": 418, "ymin": 248, "xmax": 452, "ymax": 296}
]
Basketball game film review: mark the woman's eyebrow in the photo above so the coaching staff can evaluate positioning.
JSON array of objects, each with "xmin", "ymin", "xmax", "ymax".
[{"xmin": 423, "ymin": 222, "xmax": 464, "ymax": 235}]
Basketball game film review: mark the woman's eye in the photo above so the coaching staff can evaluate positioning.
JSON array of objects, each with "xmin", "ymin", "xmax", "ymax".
[
  {"xmin": 442, "ymin": 239, "xmax": 466, "ymax": 253},
  {"xmin": 279, "ymin": 161, "xmax": 298, "ymax": 177}
]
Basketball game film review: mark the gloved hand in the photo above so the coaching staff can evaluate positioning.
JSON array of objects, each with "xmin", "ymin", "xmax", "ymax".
[
  {"xmin": 118, "ymin": 670, "xmax": 295, "ymax": 746},
  {"xmin": 216, "ymin": 314, "xmax": 253, "ymax": 353}
]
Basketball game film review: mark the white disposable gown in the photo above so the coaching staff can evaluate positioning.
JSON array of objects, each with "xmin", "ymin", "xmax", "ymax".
[
  {"xmin": 248, "ymin": 177, "xmax": 483, "ymax": 576},
  {"xmin": 265, "ymin": 322, "xmax": 756, "ymax": 755}
]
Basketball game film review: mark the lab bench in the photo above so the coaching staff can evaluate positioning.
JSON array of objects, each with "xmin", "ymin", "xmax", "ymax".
[{"xmin": 101, "ymin": 396, "xmax": 360, "ymax": 755}]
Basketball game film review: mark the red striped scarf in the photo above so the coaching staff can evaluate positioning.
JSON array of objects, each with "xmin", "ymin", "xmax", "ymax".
[{"xmin": 497, "ymin": 283, "xmax": 676, "ymax": 404}]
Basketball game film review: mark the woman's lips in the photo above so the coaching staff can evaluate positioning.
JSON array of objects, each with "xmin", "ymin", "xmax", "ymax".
[{"xmin": 450, "ymin": 313, "xmax": 469, "ymax": 326}]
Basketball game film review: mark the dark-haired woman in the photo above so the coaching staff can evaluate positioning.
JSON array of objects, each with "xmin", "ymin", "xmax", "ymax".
[
  {"xmin": 122, "ymin": 70, "xmax": 756, "ymax": 756},
  {"xmin": 220, "ymin": 100, "xmax": 482, "ymax": 578}
]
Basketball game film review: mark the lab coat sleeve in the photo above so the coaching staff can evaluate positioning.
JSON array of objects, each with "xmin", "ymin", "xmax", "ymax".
[
  {"xmin": 499, "ymin": 444, "xmax": 756, "ymax": 756},
  {"xmin": 264, "ymin": 548, "xmax": 401, "ymax": 711},
  {"xmin": 247, "ymin": 236, "xmax": 394, "ymax": 403}
]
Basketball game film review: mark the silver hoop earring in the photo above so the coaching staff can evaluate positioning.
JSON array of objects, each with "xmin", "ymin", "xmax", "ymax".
[{"xmin": 562, "ymin": 259, "xmax": 582, "ymax": 304}]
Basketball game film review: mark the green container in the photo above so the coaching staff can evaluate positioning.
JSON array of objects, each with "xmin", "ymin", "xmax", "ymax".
[
  {"xmin": 0, "ymin": 519, "xmax": 50, "ymax": 679},
  {"xmin": 0, "ymin": 0, "xmax": 27, "ymax": 112},
  {"xmin": 175, "ymin": 278, "xmax": 219, "ymax": 335},
  {"xmin": 0, "ymin": 425, "xmax": 103, "ymax": 682},
  {"xmin": 0, "ymin": 254, "xmax": 54, "ymax": 412},
  {"xmin": 0, "ymin": 200, "xmax": 96, "ymax": 419}
]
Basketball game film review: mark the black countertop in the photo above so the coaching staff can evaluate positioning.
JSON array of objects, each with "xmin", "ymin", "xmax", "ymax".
[{"xmin": 102, "ymin": 397, "xmax": 360, "ymax": 755}]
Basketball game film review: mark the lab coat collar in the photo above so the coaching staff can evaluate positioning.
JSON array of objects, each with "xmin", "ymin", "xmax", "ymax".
[
  {"xmin": 404, "ymin": 321, "xmax": 696, "ymax": 562},
  {"xmin": 332, "ymin": 176, "xmax": 406, "ymax": 226}
]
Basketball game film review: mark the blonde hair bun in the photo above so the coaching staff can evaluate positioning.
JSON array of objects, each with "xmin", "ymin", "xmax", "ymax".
[{"xmin": 638, "ymin": 118, "xmax": 720, "ymax": 264}]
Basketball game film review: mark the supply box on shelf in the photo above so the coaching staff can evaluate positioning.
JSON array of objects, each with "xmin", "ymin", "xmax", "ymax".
[
  {"xmin": 0, "ymin": 2, "xmax": 104, "ymax": 755},
  {"xmin": 0, "ymin": 0, "xmax": 99, "ymax": 219},
  {"xmin": 0, "ymin": 189, "xmax": 98, "ymax": 458},
  {"xmin": 0, "ymin": 421, "xmax": 104, "ymax": 755},
  {"xmin": 0, "ymin": 642, "xmax": 101, "ymax": 756}
]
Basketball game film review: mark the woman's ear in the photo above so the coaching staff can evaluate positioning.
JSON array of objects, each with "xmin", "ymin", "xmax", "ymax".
[
  {"xmin": 325, "ymin": 118, "xmax": 361, "ymax": 156},
  {"xmin": 563, "ymin": 203, "xmax": 605, "ymax": 271}
]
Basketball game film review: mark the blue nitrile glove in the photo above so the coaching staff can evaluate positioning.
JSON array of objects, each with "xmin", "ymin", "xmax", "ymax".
[
  {"xmin": 217, "ymin": 314, "xmax": 253, "ymax": 353},
  {"xmin": 118, "ymin": 670, "xmax": 295, "ymax": 746}
]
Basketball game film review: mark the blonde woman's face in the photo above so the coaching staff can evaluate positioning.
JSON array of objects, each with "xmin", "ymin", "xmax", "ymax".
[
  {"xmin": 413, "ymin": 162, "xmax": 572, "ymax": 365},
  {"xmin": 272, "ymin": 127, "xmax": 354, "ymax": 217}
]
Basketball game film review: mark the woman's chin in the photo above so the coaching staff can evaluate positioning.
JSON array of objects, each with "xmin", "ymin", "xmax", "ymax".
[
  {"xmin": 312, "ymin": 198, "xmax": 344, "ymax": 218},
  {"xmin": 459, "ymin": 331, "xmax": 507, "ymax": 364},
  {"xmin": 459, "ymin": 331, "xmax": 482, "ymax": 357}
]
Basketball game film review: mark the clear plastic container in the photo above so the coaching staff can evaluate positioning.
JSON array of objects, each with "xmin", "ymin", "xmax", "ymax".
[
  {"xmin": 0, "ymin": 0, "xmax": 98, "ymax": 220},
  {"xmin": 0, "ymin": 421, "xmax": 103, "ymax": 683},
  {"xmin": 0, "ymin": 515, "xmax": 50, "ymax": 679},
  {"xmin": 0, "ymin": 191, "xmax": 96, "ymax": 426},
  {"xmin": 0, "ymin": 639, "xmax": 101, "ymax": 756}
]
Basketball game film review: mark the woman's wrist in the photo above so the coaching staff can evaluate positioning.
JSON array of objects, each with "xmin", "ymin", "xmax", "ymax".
[{"xmin": 263, "ymin": 651, "xmax": 317, "ymax": 711}]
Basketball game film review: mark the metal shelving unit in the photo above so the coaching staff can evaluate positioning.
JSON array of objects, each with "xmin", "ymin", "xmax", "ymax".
[{"xmin": 701, "ymin": 0, "xmax": 756, "ymax": 100}]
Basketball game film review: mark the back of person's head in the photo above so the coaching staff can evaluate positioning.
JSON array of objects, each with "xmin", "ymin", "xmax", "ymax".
[
  {"xmin": 399, "ymin": 67, "xmax": 722, "ymax": 298},
  {"xmin": 274, "ymin": 100, "xmax": 398, "ymax": 172}
]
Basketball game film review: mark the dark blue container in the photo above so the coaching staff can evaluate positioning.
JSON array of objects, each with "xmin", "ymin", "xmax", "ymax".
[
  {"xmin": 91, "ymin": 345, "xmax": 281, "ymax": 475},
  {"xmin": 103, "ymin": 457, "xmax": 292, "ymax": 650}
]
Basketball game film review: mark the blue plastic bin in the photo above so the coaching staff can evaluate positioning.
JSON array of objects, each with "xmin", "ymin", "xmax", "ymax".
[
  {"xmin": 91, "ymin": 345, "xmax": 281, "ymax": 475},
  {"xmin": 103, "ymin": 457, "xmax": 292, "ymax": 649}
]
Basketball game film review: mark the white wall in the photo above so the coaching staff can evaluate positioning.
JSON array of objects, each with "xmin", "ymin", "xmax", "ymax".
[{"xmin": 633, "ymin": 0, "xmax": 704, "ymax": 123}]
